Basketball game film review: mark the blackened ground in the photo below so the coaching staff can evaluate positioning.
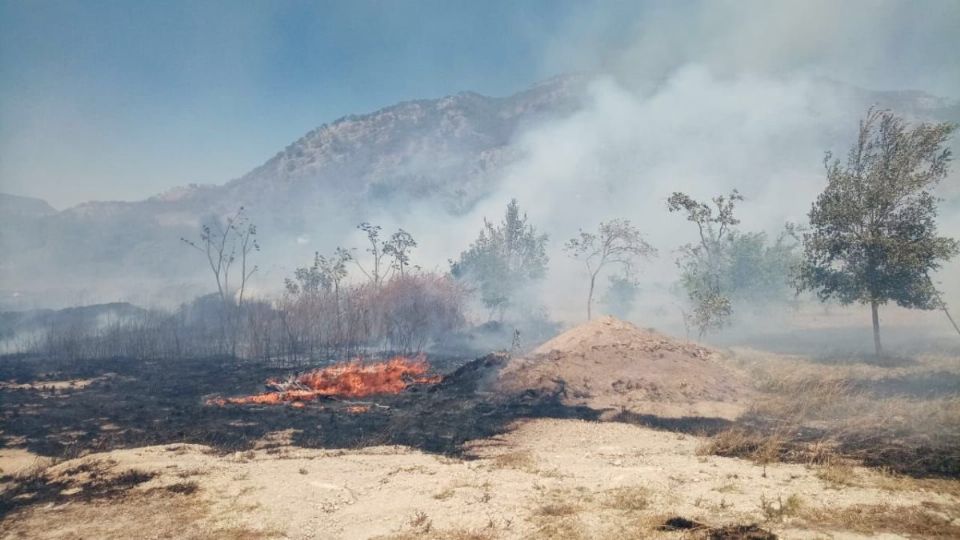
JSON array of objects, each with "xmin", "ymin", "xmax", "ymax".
[{"xmin": 0, "ymin": 353, "xmax": 599, "ymax": 459}]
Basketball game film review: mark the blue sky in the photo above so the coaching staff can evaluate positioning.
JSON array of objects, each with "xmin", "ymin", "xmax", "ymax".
[
  {"xmin": 1, "ymin": 0, "xmax": 957, "ymax": 208},
  {"xmin": 0, "ymin": 0, "xmax": 603, "ymax": 207}
]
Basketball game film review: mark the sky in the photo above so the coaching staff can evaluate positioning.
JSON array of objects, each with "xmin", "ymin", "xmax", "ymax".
[{"xmin": 1, "ymin": 0, "xmax": 958, "ymax": 209}]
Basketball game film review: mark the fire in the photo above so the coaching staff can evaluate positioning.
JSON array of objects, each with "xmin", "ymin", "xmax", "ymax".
[{"xmin": 207, "ymin": 355, "xmax": 440, "ymax": 407}]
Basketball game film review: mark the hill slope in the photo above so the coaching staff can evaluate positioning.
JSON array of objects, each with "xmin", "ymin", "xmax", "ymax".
[{"xmin": 1, "ymin": 75, "xmax": 955, "ymax": 309}]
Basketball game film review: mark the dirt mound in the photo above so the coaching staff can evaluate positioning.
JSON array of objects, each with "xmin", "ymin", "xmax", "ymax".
[{"xmin": 495, "ymin": 316, "xmax": 751, "ymax": 419}]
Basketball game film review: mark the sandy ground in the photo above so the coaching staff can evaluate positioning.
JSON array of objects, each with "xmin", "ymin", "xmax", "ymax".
[
  {"xmin": 3, "ymin": 418, "xmax": 957, "ymax": 540},
  {"xmin": 0, "ymin": 374, "xmax": 112, "ymax": 391},
  {"xmin": 498, "ymin": 317, "xmax": 752, "ymax": 420}
]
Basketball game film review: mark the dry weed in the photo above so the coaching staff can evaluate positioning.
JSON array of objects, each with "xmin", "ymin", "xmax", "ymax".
[
  {"xmin": 759, "ymin": 493, "xmax": 803, "ymax": 521},
  {"xmin": 815, "ymin": 464, "xmax": 859, "ymax": 488},
  {"xmin": 489, "ymin": 450, "xmax": 537, "ymax": 472},
  {"xmin": 800, "ymin": 503, "xmax": 960, "ymax": 537},
  {"xmin": 600, "ymin": 486, "xmax": 650, "ymax": 512},
  {"xmin": 707, "ymin": 349, "xmax": 960, "ymax": 477}
]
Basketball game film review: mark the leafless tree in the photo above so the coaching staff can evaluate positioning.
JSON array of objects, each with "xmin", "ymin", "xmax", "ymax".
[
  {"xmin": 354, "ymin": 222, "xmax": 388, "ymax": 287},
  {"xmin": 564, "ymin": 219, "xmax": 656, "ymax": 320},
  {"xmin": 181, "ymin": 206, "xmax": 260, "ymax": 355}
]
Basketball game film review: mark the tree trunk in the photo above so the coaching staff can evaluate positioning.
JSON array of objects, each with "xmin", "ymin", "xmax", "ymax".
[
  {"xmin": 943, "ymin": 305, "xmax": 960, "ymax": 338},
  {"xmin": 587, "ymin": 272, "xmax": 597, "ymax": 321},
  {"xmin": 870, "ymin": 300, "xmax": 882, "ymax": 358}
]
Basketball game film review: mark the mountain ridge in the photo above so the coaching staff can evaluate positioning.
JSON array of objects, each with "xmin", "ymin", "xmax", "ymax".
[{"xmin": 1, "ymin": 74, "xmax": 956, "ymax": 310}]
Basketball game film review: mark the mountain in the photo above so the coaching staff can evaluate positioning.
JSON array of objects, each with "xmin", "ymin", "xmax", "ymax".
[
  {"xmin": 0, "ymin": 193, "xmax": 57, "ymax": 219},
  {"xmin": 0, "ymin": 75, "xmax": 590, "ymax": 309},
  {"xmin": 0, "ymin": 74, "xmax": 956, "ymax": 310}
]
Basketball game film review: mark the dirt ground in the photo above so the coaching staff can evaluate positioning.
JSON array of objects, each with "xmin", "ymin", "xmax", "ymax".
[
  {"xmin": 2, "ymin": 418, "xmax": 958, "ymax": 539},
  {"xmin": 497, "ymin": 316, "xmax": 752, "ymax": 419},
  {"xmin": 2, "ymin": 314, "xmax": 959, "ymax": 538}
]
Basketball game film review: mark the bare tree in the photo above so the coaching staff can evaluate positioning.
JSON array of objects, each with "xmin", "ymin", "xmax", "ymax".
[
  {"xmin": 180, "ymin": 206, "xmax": 259, "ymax": 355},
  {"xmin": 353, "ymin": 222, "xmax": 388, "ymax": 287},
  {"xmin": 384, "ymin": 229, "xmax": 417, "ymax": 277},
  {"xmin": 564, "ymin": 219, "xmax": 656, "ymax": 320}
]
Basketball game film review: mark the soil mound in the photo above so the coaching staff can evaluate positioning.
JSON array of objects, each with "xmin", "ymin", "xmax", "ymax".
[{"xmin": 495, "ymin": 316, "xmax": 751, "ymax": 419}]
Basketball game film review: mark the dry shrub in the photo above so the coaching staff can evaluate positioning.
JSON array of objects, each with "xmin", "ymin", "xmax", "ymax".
[
  {"xmin": 1, "ymin": 475, "xmax": 276, "ymax": 539},
  {"xmin": 815, "ymin": 464, "xmax": 859, "ymax": 488},
  {"xmin": 275, "ymin": 271, "xmax": 466, "ymax": 359},
  {"xmin": 706, "ymin": 349, "xmax": 960, "ymax": 477},
  {"xmin": 164, "ymin": 480, "xmax": 200, "ymax": 495},
  {"xmin": 490, "ymin": 450, "xmax": 537, "ymax": 472},
  {"xmin": 600, "ymin": 486, "xmax": 649, "ymax": 512},
  {"xmin": 535, "ymin": 501, "xmax": 581, "ymax": 517},
  {"xmin": 0, "ymin": 460, "xmax": 157, "ymax": 518},
  {"xmin": 871, "ymin": 469, "xmax": 960, "ymax": 497},
  {"xmin": 375, "ymin": 525, "xmax": 497, "ymax": 540},
  {"xmin": 530, "ymin": 517, "xmax": 589, "ymax": 540},
  {"xmin": 697, "ymin": 428, "xmax": 786, "ymax": 465},
  {"xmin": 759, "ymin": 493, "xmax": 803, "ymax": 521},
  {"xmin": 800, "ymin": 503, "xmax": 960, "ymax": 537},
  {"xmin": 377, "ymin": 273, "xmax": 466, "ymax": 353}
]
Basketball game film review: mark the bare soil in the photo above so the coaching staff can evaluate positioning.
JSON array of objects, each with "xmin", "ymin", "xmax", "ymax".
[
  {"xmin": 2, "ymin": 419, "xmax": 957, "ymax": 539},
  {"xmin": 497, "ymin": 316, "xmax": 752, "ymax": 419},
  {"xmin": 2, "ymin": 316, "xmax": 959, "ymax": 538}
]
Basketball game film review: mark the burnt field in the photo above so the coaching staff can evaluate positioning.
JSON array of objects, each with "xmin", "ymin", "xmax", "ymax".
[
  {"xmin": 2, "ymin": 317, "xmax": 959, "ymax": 482},
  {"xmin": 2, "ymin": 323, "xmax": 960, "ymax": 539},
  {"xmin": 0, "ymin": 353, "xmax": 598, "ymax": 460}
]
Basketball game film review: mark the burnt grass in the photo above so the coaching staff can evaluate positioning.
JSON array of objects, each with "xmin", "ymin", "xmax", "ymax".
[
  {"xmin": 0, "ymin": 353, "xmax": 600, "ymax": 460},
  {"xmin": 2, "ymin": 351, "xmax": 957, "ymax": 480}
]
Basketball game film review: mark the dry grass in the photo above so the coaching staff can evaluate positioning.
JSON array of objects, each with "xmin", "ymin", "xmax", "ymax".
[
  {"xmin": 870, "ymin": 469, "xmax": 960, "ymax": 496},
  {"xmin": 759, "ymin": 493, "xmax": 803, "ymax": 521},
  {"xmin": 489, "ymin": 450, "xmax": 537, "ymax": 472},
  {"xmin": 799, "ymin": 503, "xmax": 960, "ymax": 537},
  {"xmin": 815, "ymin": 464, "xmax": 859, "ymax": 488},
  {"xmin": 529, "ymin": 517, "xmax": 589, "ymax": 540},
  {"xmin": 600, "ymin": 486, "xmax": 650, "ymax": 512},
  {"xmin": 1, "ymin": 474, "xmax": 277, "ymax": 539},
  {"xmin": 534, "ymin": 500, "xmax": 582, "ymax": 517},
  {"xmin": 432, "ymin": 486, "xmax": 456, "ymax": 500},
  {"xmin": 704, "ymin": 349, "xmax": 960, "ymax": 478},
  {"xmin": 379, "ymin": 532, "xmax": 496, "ymax": 540}
]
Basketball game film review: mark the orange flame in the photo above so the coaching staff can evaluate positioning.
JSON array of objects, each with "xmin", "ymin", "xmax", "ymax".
[{"xmin": 207, "ymin": 355, "xmax": 440, "ymax": 407}]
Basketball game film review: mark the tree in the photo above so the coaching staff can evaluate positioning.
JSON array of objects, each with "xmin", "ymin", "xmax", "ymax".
[
  {"xmin": 353, "ymin": 222, "xmax": 387, "ymax": 287},
  {"xmin": 668, "ymin": 191, "xmax": 802, "ymax": 338},
  {"xmin": 797, "ymin": 109, "xmax": 958, "ymax": 357},
  {"xmin": 667, "ymin": 190, "xmax": 742, "ymax": 338},
  {"xmin": 384, "ymin": 229, "xmax": 417, "ymax": 277},
  {"xmin": 564, "ymin": 219, "xmax": 655, "ymax": 320},
  {"xmin": 181, "ymin": 206, "xmax": 259, "ymax": 355},
  {"xmin": 451, "ymin": 199, "xmax": 549, "ymax": 320},
  {"xmin": 602, "ymin": 273, "xmax": 640, "ymax": 320}
]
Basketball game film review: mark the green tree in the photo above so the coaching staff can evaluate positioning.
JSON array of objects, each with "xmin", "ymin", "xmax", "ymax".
[
  {"xmin": 668, "ymin": 190, "xmax": 801, "ymax": 338},
  {"xmin": 798, "ymin": 109, "xmax": 958, "ymax": 357},
  {"xmin": 451, "ymin": 199, "xmax": 548, "ymax": 320},
  {"xmin": 564, "ymin": 219, "xmax": 655, "ymax": 320},
  {"xmin": 667, "ymin": 190, "xmax": 742, "ymax": 337}
]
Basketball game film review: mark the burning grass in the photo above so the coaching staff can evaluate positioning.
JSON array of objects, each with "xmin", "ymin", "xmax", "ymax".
[{"xmin": 208, "ymin": 355, "xmax": 441, "ymax": 406}]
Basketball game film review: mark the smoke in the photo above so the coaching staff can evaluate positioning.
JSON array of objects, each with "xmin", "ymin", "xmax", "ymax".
[
  {"xmin": 542, "ymin": 0, "xmax": 960, "ymax": 96},
  {"xmin": 398, "ymin": 1, "xmax": 960, "ymax": 328},
  {"xmin": 5, "ymin": 1, "xmax": 959, "ymax": 339}
]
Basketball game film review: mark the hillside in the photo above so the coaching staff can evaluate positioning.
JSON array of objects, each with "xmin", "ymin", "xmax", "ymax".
[{"xmin": 1, "ymin": 75, "xmax": 956, "ymax": 309}]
